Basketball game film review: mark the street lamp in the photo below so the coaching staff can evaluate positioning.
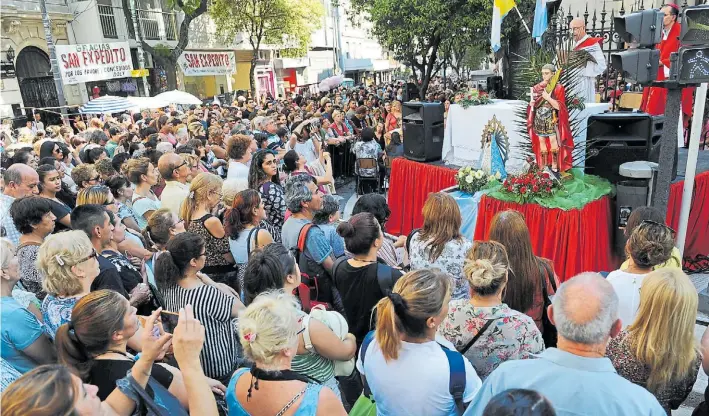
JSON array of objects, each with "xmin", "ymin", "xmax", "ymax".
[{"xmin": 6, "ymin": 46, "xmax": 14, "ymax": 63}]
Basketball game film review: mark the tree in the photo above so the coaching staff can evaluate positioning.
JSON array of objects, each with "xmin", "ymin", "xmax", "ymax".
[
  {"xmin": 350, "ymin": 0, "xmax": 489, "ymax": 99},
  {"xmin": 210, "ymin": 0, "xmax": 323, "ymax": 99},
  {"xmin": 120, "ymin": 0, "xmax": 208, "ymax": 91}
]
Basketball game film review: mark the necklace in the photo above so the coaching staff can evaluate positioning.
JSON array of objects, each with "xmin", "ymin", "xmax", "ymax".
[
  {"xmin": 352, "ymin": 258, "xmax": 376, "ymax": 263},
  {"xmin": 247, "ymin": 366, "xmax": 316, "ymax": 401},
  {"xmin": 97, "ymin": 350, "xmax": 133, "ymax": 360}
]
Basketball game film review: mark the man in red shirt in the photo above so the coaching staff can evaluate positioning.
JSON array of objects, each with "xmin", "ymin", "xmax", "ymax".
[{"xmin": 641, "ymin": 4, "xmax": 694, "ymax": 130}]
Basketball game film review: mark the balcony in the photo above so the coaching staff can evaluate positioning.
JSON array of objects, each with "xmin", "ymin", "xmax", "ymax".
[{"xmin": 97, "ymin": 3, "xmax": 177, "ymax": 42}]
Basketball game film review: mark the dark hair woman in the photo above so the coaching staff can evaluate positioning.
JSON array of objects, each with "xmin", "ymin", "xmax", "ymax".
[
  {"xmin": 247, "ymin": 150, "xmax": 285, "ymax": 242},
  {"xmin": 281, "ymin": 149, "xmax": 333, "ymax": 192},
  {"xmin": 621, "ymin": 206, "xmax": 682, "ymax": 269},
  {"xmin": 39, "ymin": 140, "xmax": 63, "ymax": 162},
  {"xmin": 334, "ymin": 212, "xmax": 403, "ymax": 345},
  {"xmin": 488, "ymin": 210, "xmax": 559, "ymax": 332},
  {"xmin": 36, "ymin": 164, "xmax": 72, "ymax": 232},
  {"xmin": 155, "ymin": 232, "xmax": 243, "ymax": 382},
  {"xmin": 482, "ymin": 389, "xmax": 556, "ymax": 416},
  {"xmin": 351, "ymin": 193, "xmax": 405, "ymax": 268},
  {"xmin": 242, "ymin": 243, "xmax": 300, "ymax": 306},
  {"xmin": 224, "ymin": 189, "xmax": 273, "ymax": 298}
]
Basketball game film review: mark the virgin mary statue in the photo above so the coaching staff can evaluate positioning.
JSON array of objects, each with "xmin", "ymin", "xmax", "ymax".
[{"xmin": 479, "ymin": 116, "xmax": 509, "ymax": 179}]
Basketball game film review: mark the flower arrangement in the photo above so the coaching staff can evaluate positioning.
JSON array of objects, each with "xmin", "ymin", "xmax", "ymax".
[
  {"xmin": 456, "ymin": 166, "xmax": 500, "ymax": 194},
  {"xmin": 500, "ymin": 159, "xmax": 559, "ymax": 201},
  {"xmin": 456, "ymin": 90, "xmax": 493, "ymax": 109},
  {"xmin": 566, "ymin": 95, "xmax": 585, "ymax": 112}
]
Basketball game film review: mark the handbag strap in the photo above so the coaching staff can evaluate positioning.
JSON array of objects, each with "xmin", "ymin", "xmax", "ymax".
[
  {"xmin": 360, "ymin": 330, "xmax": 376, "ymax": 397},
  {"xmin": 459, "ymin": 319, "xmax": 498, "ymax": 355},
  {"xmin": 246, "ymin": 226, "xmax": 261, "ymax": 256},
  {"xmin": 405, "ymin": 228, "xmax": 420, "ymax": 255},
  {"xmin": 438, "ymin": 344, "xmax": 467, "ymax": 416},
  {"xmin": 538, "ymin": 259, "xmax": 556, "ymax": 299}
]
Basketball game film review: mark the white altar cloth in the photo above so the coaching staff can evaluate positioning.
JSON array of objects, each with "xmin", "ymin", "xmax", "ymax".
[{"xmin": 442, "ymin": 100, "xmax": 608, "ymax": 172}]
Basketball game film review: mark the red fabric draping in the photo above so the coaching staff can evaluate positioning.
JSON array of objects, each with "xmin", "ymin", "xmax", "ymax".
[
  {"xmin": 666, "ymin": 171, "xmax": 709, "ymax": 258},
  {"xmin": 386, "ymin": 158, "xmax": 457, "ymax": 236},
  {"xmin": 473, "ymin": 195, "xmax": 614, "ymax": 283}
]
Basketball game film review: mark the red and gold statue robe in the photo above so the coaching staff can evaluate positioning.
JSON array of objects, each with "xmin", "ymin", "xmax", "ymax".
[{"xmin": 527, "ymin": 82, "xmax": 574, "ymax": 172}]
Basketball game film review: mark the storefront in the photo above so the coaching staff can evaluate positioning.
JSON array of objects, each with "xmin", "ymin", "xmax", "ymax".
[{"xmin": 178, "ymin": 50, "xmax": 236, "ymax": 101}]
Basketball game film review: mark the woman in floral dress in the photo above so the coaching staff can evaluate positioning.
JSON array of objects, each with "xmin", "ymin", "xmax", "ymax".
[{"xmin": 439, "ymin": 241, "xmax": 544, "ymax": 379}]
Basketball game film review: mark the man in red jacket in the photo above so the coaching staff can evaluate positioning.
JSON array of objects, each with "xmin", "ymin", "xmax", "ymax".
[{"xmin": 641, "ymin": 4, "xmax": 694, "ymax": 130}]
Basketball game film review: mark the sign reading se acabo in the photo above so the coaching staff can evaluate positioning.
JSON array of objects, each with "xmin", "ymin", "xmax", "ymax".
[
  {"xmin": 56, "ymin": 42, "xmax": 133, "ymax": 85},
  {"xmin": 177, "ymin": 51, "xmax": 236, "ymax": 76}
]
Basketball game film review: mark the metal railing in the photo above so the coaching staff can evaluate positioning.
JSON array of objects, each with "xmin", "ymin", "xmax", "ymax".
[{"xmin": 98, "ymin": 5, "xmax": 177, "ymax": 41}]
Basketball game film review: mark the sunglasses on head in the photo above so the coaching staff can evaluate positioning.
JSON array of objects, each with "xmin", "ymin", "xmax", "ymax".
[{"xmin": 640, "ymin": 220, "xmax": 676, "ymax": 235}]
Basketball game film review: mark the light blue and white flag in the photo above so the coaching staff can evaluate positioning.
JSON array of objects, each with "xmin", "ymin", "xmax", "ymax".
[{"xmin": 532, "ymin": 0, "xmax": 548, "ymax": 45}]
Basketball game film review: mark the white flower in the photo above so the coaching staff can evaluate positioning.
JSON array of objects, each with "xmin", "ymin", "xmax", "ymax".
[
  {"xmin": 495, "ymin": 172, "xmax": 501, "ymax": 180},
  {"xmin": 465, "ymin": 175, "xmax": 474, "ymax": 184},
  {"xmin": 474, "ymin": 170, "xmax": 484, "ymax": 179}
]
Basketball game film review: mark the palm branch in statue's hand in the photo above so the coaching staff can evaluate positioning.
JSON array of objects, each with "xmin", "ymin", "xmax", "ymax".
[{"xmin": 569, "ymin": 50, "xmax": 597, "ymax": 66}]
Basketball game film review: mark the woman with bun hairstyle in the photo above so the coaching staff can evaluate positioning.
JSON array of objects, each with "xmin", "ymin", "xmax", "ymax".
[
  {"xmin": 142, "ymin": 208, "xmax": 186, "ymax": 283},
  {"xmin": 439, "ymin": 241, "xmax": 543, "ymax": 379},
  {"xmin": 227, "ymin": 290, "xmax": 347, "ymax": 416},
  {"xmin": 357, "ymin": 269, "xmax": 482, "ymax": 415},
  {"xmin": 607, "ymin": 220, "xmax": 675, "ymax": 327},
  {"xmin": 334, "ymin": 212, "xmax": 403, "ymax": 345}
]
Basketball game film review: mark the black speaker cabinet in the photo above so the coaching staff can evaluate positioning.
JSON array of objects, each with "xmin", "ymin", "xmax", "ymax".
[
  {"xmin": 403, "ymin": 82, "xmax": 420, "ymax": 102},
  {"xmin": 402, "ymin": 102, "xmax": 445, "ymax": 162},
  {"xmin": 585, "ymin": 112, "xmax": 676, "ymax": 184}
]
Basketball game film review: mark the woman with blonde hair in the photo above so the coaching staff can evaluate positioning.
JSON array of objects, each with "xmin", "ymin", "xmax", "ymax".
[
  {"xmin": 607, "ymin": 220, "xmax": 675, "ymax": 327},
  {"xmin": 385, "ymin": 100, "xmax": 402, "ymax": 133},
  {"xmin": 439, "ymin": 241, "xmax": 543, "ymax": 379},
  {"xmin": 37, "ymin": 231, "xmax": 100, "ymax": 339},
  {"xmin": 357, "ymin": 269, "xmax": 482, "ymax": 415},
  {"xmin": 0, "ymin": 238, "xmax": 41, "ymax": 319},
  {"xmin": 122, "ymin": 157, "xmax": 161, "ymax": 230},
  {"xmin": 182, "ymin": 173, "xmax": 236, "ymax": 285},
  {"xmin": 227, "ymin": 291, "xmax": 347, "ymax": 416},
  {"xmin": 606, "ymin": 268, "xmax": 701, "ymax": 414},
  {"xmin": 409, "ymin": 192, "xmax": 473, "ymax": 300}
]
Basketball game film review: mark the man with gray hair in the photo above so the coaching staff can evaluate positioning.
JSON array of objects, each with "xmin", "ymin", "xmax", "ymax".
[
  {"xmin": 280, "ymin": 174, "xmax": 343, "ymax": 311},
  {"xmin": 1, "ymin": 164, "xmax": 40, "ymax": 245},
  {"xmin": 463, "ymin": 272, "xmax": 665, "ymax": 416}
]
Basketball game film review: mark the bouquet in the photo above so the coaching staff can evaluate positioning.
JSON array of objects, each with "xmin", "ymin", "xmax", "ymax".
[
  {"xmin": 567, "ymin": 95, "xmax": 585, "ymax": 112},
  {"xmin": 456, "ymin": 90, "xmax": 493, "ymax": 109},
  {"xmin": 456, "ymin": 166, "xmax": 499, "ymax": 194},
  {"xmin": 501, "ymin": 160, "xmax": 559, "ymax": 201}
]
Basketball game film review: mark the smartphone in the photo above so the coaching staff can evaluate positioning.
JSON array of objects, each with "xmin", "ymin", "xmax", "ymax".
[{"xmin": 160, "ymin": 310, "xmax": 180, "ymax": 334}]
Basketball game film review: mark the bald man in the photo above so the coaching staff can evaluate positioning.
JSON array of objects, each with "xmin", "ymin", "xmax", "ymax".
[
  {"xmin": 158, "ymin": 153, "xmax": 191, "ymax": 215},
  {"xmin": 463, "ymin": 273, "xmax": 665, "ymax": 416},
  {"xmin": 567, "ymin": 18, "xmax": 607, "ymax": 104},
  {"xmin": 0, "ymin": 164, "xmax": 40, "ymax": 245}
]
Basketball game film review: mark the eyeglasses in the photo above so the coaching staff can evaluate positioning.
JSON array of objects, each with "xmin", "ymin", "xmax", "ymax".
[
  {"xmin": 103, "ymin": 200, "xmax": 117, "ymax": 206},
  {"xmin": 89, "ymin": 175, "xmax": 100, "ymax": 182},
  {"xmin": 640, "ymin": 220, "xmax": 676, "ymax": 236},
  {"xmin": 77, "ymin": 249, "xmax": 98, "ymax": 264},
  {"xmin": 172, "ymin": 218, "xmax": 184, "ymax": 227},
  {"xmin": 173, "ymin": 161, "xmax": 187, "ymax": 171}
]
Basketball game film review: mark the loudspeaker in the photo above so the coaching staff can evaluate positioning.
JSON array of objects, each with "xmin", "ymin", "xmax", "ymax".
[
  {"xmin": 403, "ymin": 82, "xmax": 420, "ymax": 102},
  {"xmin": 402, "ymin": 102, "xmax": 445, "ymax": 162},
  {"xmin": 585, "ymin": 112, "xmax": 675, "ymax": 184}
]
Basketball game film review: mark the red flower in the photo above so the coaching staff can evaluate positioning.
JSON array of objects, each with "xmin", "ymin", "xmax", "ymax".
[
  {"xmin": 532, "ymin": 185, "xmax": 539, "ymax": 192},
  {"xmin": 520, "ymin": 186, "xmax": 528, "ymax": 193},
  {"xmin": 545, "ymin": 187, "xmax": 551, "ymax": 192}
]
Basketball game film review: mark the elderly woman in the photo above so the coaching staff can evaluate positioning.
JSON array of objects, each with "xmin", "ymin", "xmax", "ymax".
[
  {"xmin": 227, "ymin": 291, "xmax": 347, "ymax": 415},
  {"xmin": 70, "ymin": 163, "xmax": 100, "ymax": 191},
  {"xmin": 37, "ymin": 231, "xmax": 100, "ymax": 339},
  {"xmin": 11, "ymin": 196, "xmax": 56, "ymax": 301},
  {"xmin": 439, "ymin": 241, "xmax": 544, "ymax": 379}
]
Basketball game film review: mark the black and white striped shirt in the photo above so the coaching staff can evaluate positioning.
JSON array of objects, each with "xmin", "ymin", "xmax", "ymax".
[{"xmin": 161, "ymin": 283, "xmax": 237, "ymax": 380}]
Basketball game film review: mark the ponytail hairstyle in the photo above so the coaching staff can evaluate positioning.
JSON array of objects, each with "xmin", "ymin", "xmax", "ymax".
[
  {"xmin": 142, "ymin": 208, "xmax": 177, "ymax": 249},
  {"xmin": 464, "ymin": 241, "xmax": 509, "ymax": 297},
  {"xmin": 180, "ymin": 172, "xmax": 223, "ymax": 224},
  {"xmin": 55, "ymin": 290, "xmax": 128, "ymax": 379},
  {"xmin": 224, "ymin": 189, "xmax": 262, "ymax": 240},
  {"xmin": 1, "ymin": 364, "xmax": 77, "ymax": 416},
  {"xmin": 243, "ymin": 243, "xmax": 296, "ymax": 305},
  {"xmin": 154, "ymin": 232, "xmax": 205, "ymax": 287},
  {"xmin": 374, "ymin": 269, "xmax": 451, "ymax": 361}
]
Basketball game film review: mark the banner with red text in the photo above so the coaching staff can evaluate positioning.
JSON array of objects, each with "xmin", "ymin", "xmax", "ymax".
[
  {"xmin": 56, "ymin": 42, "xmax": 133, "ymax": 85},
  {"xmin": 177, "ymin": 51, "xmax": 236, "ymax": 76}
]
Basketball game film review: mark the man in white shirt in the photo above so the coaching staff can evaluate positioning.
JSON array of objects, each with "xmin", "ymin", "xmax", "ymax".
[
  {"xmin": 0, "ymin": 164, "xmax": 40, "ymax": 245},
  {"xmin": 567, "ymin": 18, "xmax": 607, "ymax": 104},
  {"xmin": 226, "ymin": 134, "xmax": 257, "ymax": 180},
  {"xmin": 158, "ymin": 153, "xmax": 191, "ymax": 215}
]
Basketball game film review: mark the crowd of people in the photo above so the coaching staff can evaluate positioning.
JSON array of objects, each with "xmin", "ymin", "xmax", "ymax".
[{"xmin": 0, "ymin": 83, "xmax": 706, "ymax": 416}]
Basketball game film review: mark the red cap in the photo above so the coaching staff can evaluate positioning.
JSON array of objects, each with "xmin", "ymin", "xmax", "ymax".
[{"xmin": 665, "ymin": 3, "xmax": 680, "ymax": 11}]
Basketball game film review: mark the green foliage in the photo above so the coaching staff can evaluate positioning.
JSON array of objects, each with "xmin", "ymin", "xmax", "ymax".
[
  {"xmin": 210, "ymin": 0, "xmax": 322, "ymax": 53},
  {"xmin": 164, "ymin": 0, "xmax": 200, "ymax": 14},
  {"xmin": 152, "ymin": 44, "xmax": 173, "ymax": 59}
]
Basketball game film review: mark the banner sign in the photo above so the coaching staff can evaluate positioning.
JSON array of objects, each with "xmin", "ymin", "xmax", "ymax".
[
  {"xmin": 177, "ymin": 51, "xmax": 236, "ymax": 76},
  {"xmin": 56, "ymin": 42, "xmax": 133, "ymax": 85}
]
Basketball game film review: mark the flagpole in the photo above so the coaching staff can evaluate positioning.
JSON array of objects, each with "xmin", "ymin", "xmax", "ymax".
[{"xmin": 514, "ymin": 6, "xmax": 532, "ymax": 34}]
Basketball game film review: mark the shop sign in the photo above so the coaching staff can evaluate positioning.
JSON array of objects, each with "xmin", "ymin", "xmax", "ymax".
[
  {"xmin": 131, "ymin": 69, "xmax": 149, "ymax": 77},
  {"xmin": 177, "ymin": 51, "xmax": 236, "ymax": 76},
  {"xmin": 56, "ymin": 42, "xmax": 133, "ymax": 85}
]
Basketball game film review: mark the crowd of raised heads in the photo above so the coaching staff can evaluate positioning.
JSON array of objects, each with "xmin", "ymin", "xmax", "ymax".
[{"xmin": 0, "ymin": 82, "xmax": 705, "ymax": 416}]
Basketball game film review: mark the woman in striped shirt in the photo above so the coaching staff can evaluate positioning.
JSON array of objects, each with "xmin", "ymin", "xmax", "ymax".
[{"xmin": 155, "ymin": 232, "xmax": 244, "ymax": 383}]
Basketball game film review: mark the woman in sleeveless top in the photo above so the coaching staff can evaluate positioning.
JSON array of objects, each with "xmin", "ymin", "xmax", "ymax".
[
  {"xmin": 227, "ymin": 291, "xmax": 346, "ymax": 416},
  {"xmin": 224, "ymin": 190, "xmax": 273, "ymax": 300},
  {"xmin": 181, "ymin": 173, "xmax": 236, "ymax": 288}
]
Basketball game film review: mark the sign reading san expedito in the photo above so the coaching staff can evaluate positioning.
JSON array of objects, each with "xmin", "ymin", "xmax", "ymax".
[
  {"xmin": 178, "ymin": 51, "xmax": 236, "ymax": 76},
  {"xmin": 56, "ymin": 42, "xmax": 133, "ymax": 85}
]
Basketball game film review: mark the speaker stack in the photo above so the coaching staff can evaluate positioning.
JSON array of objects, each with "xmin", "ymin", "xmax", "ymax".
[{"xmin": 402, "ymin": 102, "xmax": 445, "ymax": 162}]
